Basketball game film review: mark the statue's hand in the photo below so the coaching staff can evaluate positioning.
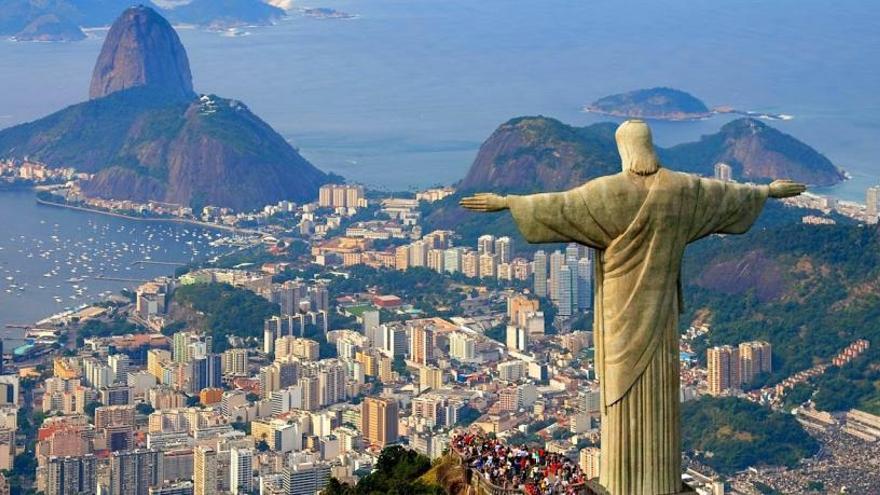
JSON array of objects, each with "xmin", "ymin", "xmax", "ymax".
[
  {"xmin": 769, "ymin": 179, "xmax": 806, "ymax": 198},
  {"xmin": 459, "ymin": 193, "xmax": 509, "ymax": 212}
]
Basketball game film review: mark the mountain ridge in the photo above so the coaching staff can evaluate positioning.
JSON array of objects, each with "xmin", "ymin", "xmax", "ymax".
[
  {"xmin": 457, "ymin": 115, "xmax": 844, "ymax": 193},
  {"xmin": 0, "ymin": 6, "xmax": 327, "ymax": 211},
  {"xmin": 586, "ymin": 87, "xmax": 712, "ymax": 121}
]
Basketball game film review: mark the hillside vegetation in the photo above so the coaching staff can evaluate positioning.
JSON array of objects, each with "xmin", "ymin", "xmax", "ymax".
[
  {"xmin": 322, "ymin": 446, "xmax": 443, "ymax": 495},
  {"xmin": 172, "ymin": 283, "xmax": 279, "ymax": 351},
  {"xmin": 682, "ymin": 397, "xmax": 819, "ymax": 474}
]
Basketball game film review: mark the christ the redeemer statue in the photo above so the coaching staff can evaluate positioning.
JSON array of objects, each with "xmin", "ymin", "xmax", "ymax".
[{"xmin": 460, "ymin": 120, "xmax": 805, "ymax": 495}]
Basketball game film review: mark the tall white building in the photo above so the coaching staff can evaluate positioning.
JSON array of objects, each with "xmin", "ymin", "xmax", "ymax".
[
  {"xmin": 549, "ymin": 250, "xmax": 565, "ymax": 302},
  {"xmin": 506, "ymin": 326, "xmax": 529, "ymax": 352},
  {"xmin": 533, "ymin": 250, "xmax": 547, "ymax": 298},
  {"xmin": 443, "ymin": 248, "xmax": 462, "ymax": 274},
  {"xmin": 448, "ymin": 332, "xmax": 476, "ymax": 361},
  {"xmin": 283, "ymin": 462, "xmax": 331, "ymax": 495},
  {"xmin": 494, "ymin": 237, "xmax": 512, "ymax": 264},
  {"xmin": 229, "ymin": 447, "xmax": 253, "ymax": 495},
  {"xmin": 867, "ymin": 185, "xmax": 880, "ymax": 218},
  {"xmin": 409, "ymin": 240, "xmax": 427, "ymax": 267},
  {"xmin": 477, "ymin": 235, "xmax": 495, "ymax": 255},
  {"xmin": 557, "ymin": 264, "xmax": 575, "ymax": 316},
  {"xmin": 108, "ymin": 354, "xmax": 130, "ymax": 384},
  {"xmin": 579, "ymin": 447, "xmax": 601, "ymax": 481},
  {"xmin": 317, "ymin": 363, "xmax": 347, "ymax": 407},
  {"xmin": 381, "ymin": 325, "xmax": 408, "ymax": 358},
  {"xmin": 498, "ymin": 360, "xmax": 525, "ymax": 382},
  {"xmin": 362, "ymin": 311, "xmax": 381, "ymax": 348}
]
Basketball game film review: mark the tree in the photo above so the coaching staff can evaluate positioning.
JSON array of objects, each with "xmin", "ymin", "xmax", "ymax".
[
  {"xmin": 136, "ymin": 403, "xmax": 155, "ymax": 415},
  {"xmin": 392, "ymin": 356, "xmax": 410, "ymax": 378},
  {"xmin": 84, "ymin": 401, "xmax": 102, "ymax": 418}
]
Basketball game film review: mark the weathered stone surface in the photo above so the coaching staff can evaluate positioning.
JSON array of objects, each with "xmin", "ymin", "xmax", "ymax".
[{"xmin": 89, "ymin": 5, "xmax": 195, "ymax": 100}]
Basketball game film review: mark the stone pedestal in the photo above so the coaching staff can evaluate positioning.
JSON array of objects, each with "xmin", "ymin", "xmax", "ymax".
[{"xmin": 584, "ymin": 479, "xmax": 696, "ymax": 495}]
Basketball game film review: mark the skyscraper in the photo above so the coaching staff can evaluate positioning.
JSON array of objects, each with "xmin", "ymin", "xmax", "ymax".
[
  {"xmin": 549, "ymin": 250, "xmax": 565, "ymax": 302},
  {"xmin": 409, "ymin": 240, "xmax": 427, "ymax": 267},
  {"xmin": 557, "ymin": 265, "xmax": 574, "ymax": 316},
  {"xmin": 443, "ymin": 248, "xmax": 462, "ymax": 273},
  {"xmin": 707, "ymin": 345, "xmax": 740, "ymax": 396},
  {"xmin": 193, "ymin": 446, "xmax": 216, "ymax": 495},
  {"xmin": 738, "ymin": 341, "xmax": 772, "ymax": 385},
  {"xmin": 576, "ymin": 257, "xmax": 592, "ymax": 310},
  {"xmin": 362, "ymin": 310, "xmax": 381, "ymax": 347},
  {"xmin": 867, "ymin": 185, "xmax": 880, "ymax": 218},
  {"xmin": 229, "ymin": 447, "xmax": 253, "ymax": 495},
  {"xmin": 381, "ymin": 325, "xmax": 408, "ymax": 358},
  {"xmin": 282, "ymin": 462, "xmax": 331, "ymax": 495},
  {"xmin": 565, "ymin": 243, "xmax": 580, "ymax": 263},
  {"xmin": 395, "ymin": 245, "xmax": 410, "ymax": 271},
  {"xmin": 477, "ymin": 234, "xmax": 495, "ymax": 255},
  {"xmin": 579, "ymin": 447, "xmax": 601, "ymax": 481},
  {"xmin": 505, "ymin": 325, "xmax": 529, "ymax": 352},
  {"xmin": 191, "ymin": 354, "xmax": 222, "ymax": 393},
  {"xmin": 494, "ymin": 236, "xmax": 512, "ymax": 263},
  {"xmin": 317, "ymin": 362, "xmax": 347, "ymax": 406},
  {"xmin": 410, "ymin": 326, "xmax": 434, "ymax": 366},
  {"xmin": 565, "ymin": 246, "xmax": 580, "ymax": 315},
  {"xmin": 43, "ymin": 455, "xmax": 97, "ymax": 495},
  {"xmin": 172, "ymin": 332, "xmax": 194, "ymax": 363},
  {"xmin": 299, "ymin": 375, "xmax": 320, "ymax": 411},
  {"xmin": 533, "ymin": 250, "xmax": 547, "ymax": 298},
  {"xmin": 309, "ymin": 284, "xmax": 330, "ymax": 312},
  {"xmin": 361, "ymin": 397, "xmax": 399, "ymax": 447},
  {"xmin": 448, "ymin": 332, "xmax": 476, "ymax": 361},
  {"xmin": 110, "ymin": 449, "xmax": 163, "ymax": 495},
  {"xmin": 461, "ymin": 250, "xmax": 479, "ymax": 278},
  {"xmin": 478, "ymin": 253, "xmax": 497, "ymax": 278}
]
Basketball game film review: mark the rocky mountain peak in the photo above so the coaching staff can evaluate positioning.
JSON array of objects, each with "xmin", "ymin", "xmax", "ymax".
[{"xmin": 88, "ymin": 5, "xmax": 195, "ymax": 100}]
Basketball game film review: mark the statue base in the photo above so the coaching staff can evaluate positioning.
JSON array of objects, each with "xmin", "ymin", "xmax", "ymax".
[{"xmin": 584, "ymin": 479, "xmax": 696, "ymax": 495}]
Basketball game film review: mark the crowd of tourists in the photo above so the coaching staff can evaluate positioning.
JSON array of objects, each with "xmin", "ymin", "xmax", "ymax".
[{"xmin": 452, "ymin": 433, "xmax": 586, "ymax": 495}]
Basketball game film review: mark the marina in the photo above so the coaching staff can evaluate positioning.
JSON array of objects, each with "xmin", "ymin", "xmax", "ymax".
[{"xmin": 0, "ymin": 191, "xmax": 237, "ymax": 344}]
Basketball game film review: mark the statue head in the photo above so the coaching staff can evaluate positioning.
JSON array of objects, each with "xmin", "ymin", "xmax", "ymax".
[{"xmin": 615, "ymin": 119, "xmax": 661, "ymax": 175}]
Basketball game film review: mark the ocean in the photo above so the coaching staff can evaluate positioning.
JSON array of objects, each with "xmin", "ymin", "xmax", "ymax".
[
  {"xmin": 0, "ymin": 0, "xmax": 878, "ymax": 197},
  {"xmin": 0, "ymin": 191, "xmax": 229, "ymax": 344},
  {"xmin": 0, "ymin": 0, "xmax": 877, "ymax": 330}
]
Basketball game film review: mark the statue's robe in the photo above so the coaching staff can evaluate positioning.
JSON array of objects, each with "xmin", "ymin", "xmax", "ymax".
[{"xmin": 507, "ymin": 168, "xmax": 768, "ymax": 495}]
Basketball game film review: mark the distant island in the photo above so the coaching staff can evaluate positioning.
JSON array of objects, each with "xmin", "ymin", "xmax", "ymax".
[
  {"xmin": 586, "ymin": 87, "xmax": 793, "ymax": 122},
  {"xmin": 0, "ymin": 0, "xmax": 287, "ymax": 41},
  {"xmin": 302, "ymin": 8, "xmax": 357, "ymax": 20},
  {"xmin": 587, "ymin": 87, "xmax": 713, "ymax": 121}
]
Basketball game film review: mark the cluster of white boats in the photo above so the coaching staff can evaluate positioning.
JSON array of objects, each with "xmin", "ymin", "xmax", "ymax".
[{"xmin": 0, "ymin": 219, "xmax": 233, "ymax": 312}]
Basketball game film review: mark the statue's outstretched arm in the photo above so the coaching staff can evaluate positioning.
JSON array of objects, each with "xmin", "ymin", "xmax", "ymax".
[
  {"xmin": 459, "ymin": 193, "xmax": 509, "ymax": 212},
  {"xmin": 768, "ymin": 179, "xmax": 806, "ymax": 199}
]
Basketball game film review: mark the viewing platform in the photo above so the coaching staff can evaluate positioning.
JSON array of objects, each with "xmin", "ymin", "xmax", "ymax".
[{"xmin": 450, "ymin": 438, "xmax": 604, "ymax": 495}]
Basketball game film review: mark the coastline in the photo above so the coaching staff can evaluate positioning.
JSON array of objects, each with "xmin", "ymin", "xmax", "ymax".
[
  {"xmin": 33, "ymin": 196, "xmax": 262, "ymax": 235},
  {"xmin": 582, "ymin": 106, "xmax": 791, "ymax": 122},
  {"xmin": 582, "ymin": 106, "xmax": 713, "ymax": 122}
]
